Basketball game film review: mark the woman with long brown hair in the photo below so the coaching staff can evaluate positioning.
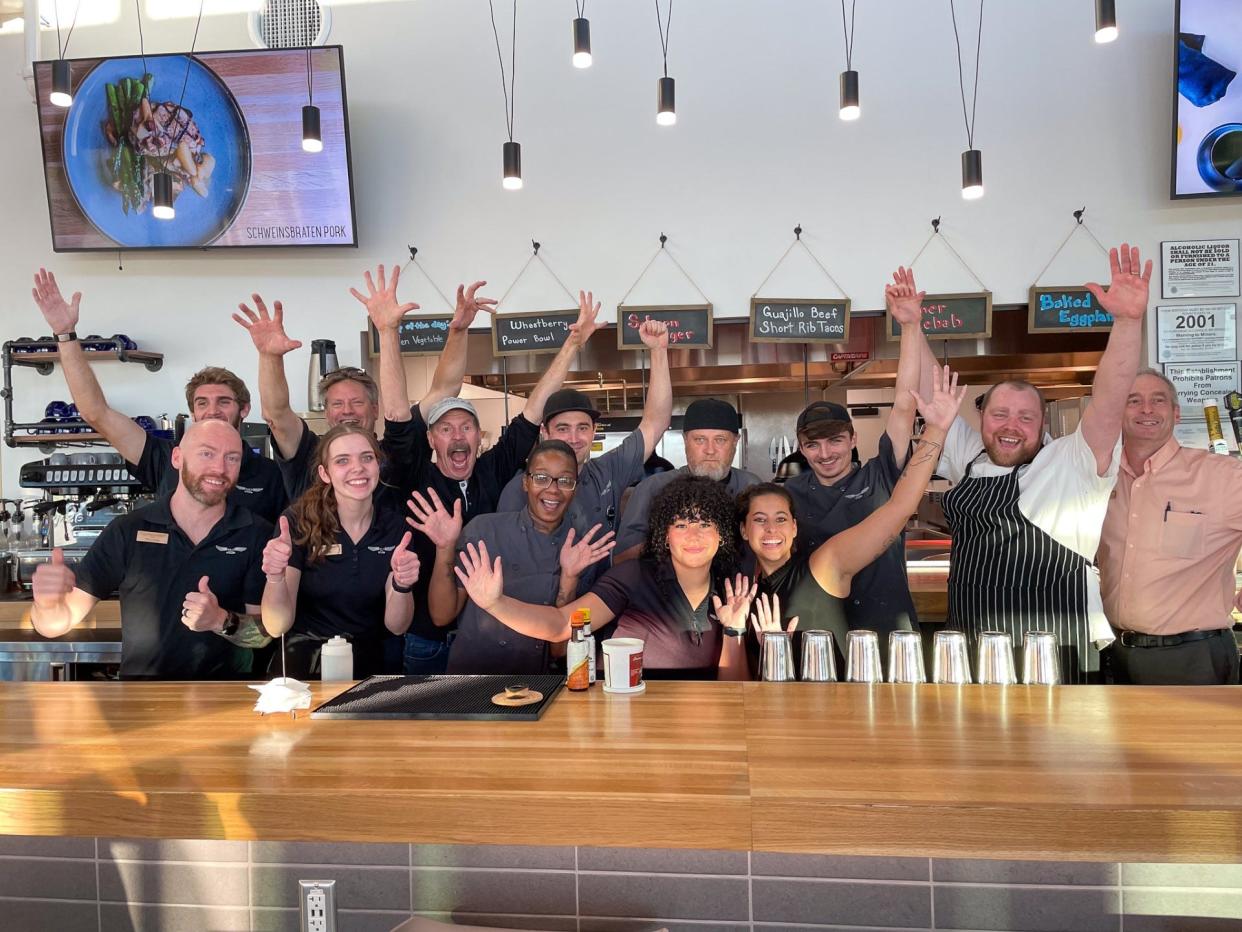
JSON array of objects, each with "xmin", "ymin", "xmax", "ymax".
[{"xmin": 261, "ymin": 424, "xmax": 420, "ymax": 678}]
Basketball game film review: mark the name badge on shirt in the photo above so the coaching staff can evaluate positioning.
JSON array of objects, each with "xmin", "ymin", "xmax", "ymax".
[
  {"xmin": 320, "ymin": 543, "xmax": 343, "ymax": 557},
  {"xmin": 136, "ymin": 530, "xmax": 169, "ymax": 545}
]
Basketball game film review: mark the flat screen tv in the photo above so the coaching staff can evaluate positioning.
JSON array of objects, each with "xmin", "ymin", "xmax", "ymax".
[
  {"xmin": 33, "ymin": 46, "xmax": 358, "ymax": 250},
  {"xmin": 1172, "ymin": 0, "xmax": 1242, "ymax": 199}
]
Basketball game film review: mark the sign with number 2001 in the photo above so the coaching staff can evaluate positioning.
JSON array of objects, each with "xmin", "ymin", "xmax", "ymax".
[{"xmin": 1156, "ymin": 303, "xmax": 1237, "ymax": 364}]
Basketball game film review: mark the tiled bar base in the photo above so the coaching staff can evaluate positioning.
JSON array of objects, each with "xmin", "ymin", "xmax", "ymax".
[{"xmin": 0, "ymin": 837, "xmax": 1239, "ymax": 932}]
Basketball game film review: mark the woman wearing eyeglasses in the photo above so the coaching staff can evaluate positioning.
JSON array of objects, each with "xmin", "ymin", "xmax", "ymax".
[{"xmin": 410, "ymin": 439, "xmax": 616, "ymax": 675}]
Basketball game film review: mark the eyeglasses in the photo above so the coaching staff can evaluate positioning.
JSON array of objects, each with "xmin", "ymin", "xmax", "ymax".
[{"xmin": 526, "ymin": 472, "xmax": 578, "ymax": 491}]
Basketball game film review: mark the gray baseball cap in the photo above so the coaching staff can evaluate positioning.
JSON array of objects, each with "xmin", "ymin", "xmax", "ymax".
[{"xmin": 425, "ymin": 397, "xmax": 479, "ymax": 426}]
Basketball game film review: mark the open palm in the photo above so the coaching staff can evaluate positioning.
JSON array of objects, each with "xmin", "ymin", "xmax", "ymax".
[
  {"xmin": 1085, "ymin": 243, "xmax": 1151, "ymax": 322},
  {"xmin": 233, "ymin": 294, "xmax": 302, "ymax": 356},
  {"xmin": 351, "ymin": 263, "xmax": 418, "ymax": 332}
]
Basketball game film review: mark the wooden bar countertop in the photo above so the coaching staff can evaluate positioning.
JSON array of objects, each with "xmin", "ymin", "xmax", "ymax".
[{"xmin": 1, "ymin": 680, "xmax": 1240, "ymax": 862}]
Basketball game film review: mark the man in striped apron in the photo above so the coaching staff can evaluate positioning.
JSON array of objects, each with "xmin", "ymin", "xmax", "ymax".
[{"xmin": 928, "ymin": 245, "xmax": 1151, "ymax": 682}]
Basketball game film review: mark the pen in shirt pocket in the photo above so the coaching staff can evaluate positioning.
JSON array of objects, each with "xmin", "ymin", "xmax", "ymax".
[{"xmin": 1164, "ymin": 501, "xmax": 1203, "ymax": 521}]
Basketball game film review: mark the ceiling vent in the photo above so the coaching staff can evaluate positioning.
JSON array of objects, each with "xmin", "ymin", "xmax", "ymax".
[{"xmin": 248, "ymin": 0, "xmax": 331, "ymax": 49}]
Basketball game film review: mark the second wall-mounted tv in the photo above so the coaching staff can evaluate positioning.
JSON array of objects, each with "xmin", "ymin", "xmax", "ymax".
[
  {"xmin": 1173, "ymin": 0, "xmax": 1242, "ymax": 199},
  {"xmin": 34, "ymin": 46, "xmax": 358, "ymax": 250}
]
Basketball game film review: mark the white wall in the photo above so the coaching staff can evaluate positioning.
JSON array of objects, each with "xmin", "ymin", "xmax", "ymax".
[{"xmin": 2, "ymin": 0, "xmax": 1241, "ymax": 495}]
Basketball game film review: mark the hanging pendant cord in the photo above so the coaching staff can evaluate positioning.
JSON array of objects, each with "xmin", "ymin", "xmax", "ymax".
[
  {"xmin": 133, "ymin": 0, "xmax": 149, "ymax": 81},
  {"xmin": 655, "ymin": 0, "xmax": 673, "ymax": 77},
  {"xmin": 840, "ymin": 0, "xmax": 857, "ymax": 71},
  {"xmin": 575, "ymin": 0, "xmax": 587, "ymax": 17},
  {"xmin": 306, "ymin": 45, "xmax": 313, "ymax": 106},
  {"xmin": 488, "ymin": 0, "xmax": 518, "ymax": 141},
  {"xmin": 170, "ymin": 0, "xmax": 206, "ymax": 150},
  {"xmin": 949, "ymin": 0, "xmax": 984, "ymax": 149}
]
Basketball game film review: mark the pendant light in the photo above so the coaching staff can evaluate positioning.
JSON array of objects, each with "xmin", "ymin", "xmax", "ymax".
[
  {"xmin": 154, "ymin": 0, "xmax": 205, "ymax": 221},
  {"xmin": 572, "ymin": 1, "xmax": 591, "ymax": 68},
  {"xmin": 48, "ymin": 1, "xmax": 81, "ymax": 108},
  {"xmin": 1094, "ymin": 0, "xmax": 1118, "ymax": 44},
  {"xmin": 489, "ymin": 0, "xmax": 522, "ymax": 189},
  {"xmin": 838, "ymin": 0, "xmax": 859, "ymax": 121},
  {"xmin": 152, "ymin": 172, "xmax": 175, "ymax": 220},
  {"xmin": 950, "ymin": 0, "xmax": 986, "ymax": 200},
  {"xmin": 302, "ymin": 46, "xmax": 322, "ymax": 153},
  {"xmin": 655, "ymin": 0, "xmax": 675, "ymax": 126}
]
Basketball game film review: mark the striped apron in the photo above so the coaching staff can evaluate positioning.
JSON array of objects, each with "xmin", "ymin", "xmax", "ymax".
[{"xmin": 942, "ymin": 459, "xmax": 1096, "ymax": 684}]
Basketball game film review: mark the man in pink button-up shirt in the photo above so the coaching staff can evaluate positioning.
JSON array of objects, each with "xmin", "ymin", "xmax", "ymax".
[{"xmin": 1097, "ymin": 369, "xmax": 1242, "ymax": 685}]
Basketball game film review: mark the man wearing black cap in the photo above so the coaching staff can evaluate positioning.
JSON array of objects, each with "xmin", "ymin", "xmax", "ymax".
[
  {"xmin": 614, "ymin": 398, "xmax": 762, "ymax": 561},
  {"xmin": 495, "ymin": 320, "xmax": 673, "ymax": 541}
]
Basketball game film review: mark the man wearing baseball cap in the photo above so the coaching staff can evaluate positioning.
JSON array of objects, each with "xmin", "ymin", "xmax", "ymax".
[
  {"xmin": 614, "ymin": 397, "xmax": 762, "ymax": 561},
  {"xmin": 495, "ymin": 320, "xmax": 673, "ymax": 545}
]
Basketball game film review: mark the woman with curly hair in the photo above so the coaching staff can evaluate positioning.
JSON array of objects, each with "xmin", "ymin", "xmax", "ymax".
[
  {"xmin": 455, "ymin": 473, "xmax": 757, "ymax": 679},
  {"xmin": 260, "ymin": 425, "xmax": 420, "ymax": 678}
]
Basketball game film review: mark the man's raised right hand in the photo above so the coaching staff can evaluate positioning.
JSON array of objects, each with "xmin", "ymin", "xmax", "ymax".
[
  {"xmin": 32, "ymin": 269, "xmax": 81, "ymax": 335},
  {"xmin": 233, "ymin": 294, "xmax": 303, "ymax": 357}
]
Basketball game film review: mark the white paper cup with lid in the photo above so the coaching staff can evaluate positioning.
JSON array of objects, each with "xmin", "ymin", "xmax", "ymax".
[{"xmin": 601, "ymin": 637, "xmax": 645, "ymax": 693}]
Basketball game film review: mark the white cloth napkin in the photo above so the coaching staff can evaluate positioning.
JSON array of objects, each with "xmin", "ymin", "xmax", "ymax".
[{"xmin": 249, "ymin": 676, "xmax": 312, "ymax": 715}]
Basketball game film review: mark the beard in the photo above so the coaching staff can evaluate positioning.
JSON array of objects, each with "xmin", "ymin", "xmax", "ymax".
[
  {"xmin": 180, "ymin": 465, "xmax": 233, "ymax": 506},
  {"xmin": 687, "ymin": 461, "xmax": 730, "ymax": 481},
  {"xmin": 982, "ymin": 434, "xmax": 1041, "ymax": 468}
]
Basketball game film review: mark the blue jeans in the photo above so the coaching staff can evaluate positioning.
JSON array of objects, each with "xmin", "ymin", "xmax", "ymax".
[{"xmin": 403, "ymin": 631, "xmax": 454, "ymax": 675}]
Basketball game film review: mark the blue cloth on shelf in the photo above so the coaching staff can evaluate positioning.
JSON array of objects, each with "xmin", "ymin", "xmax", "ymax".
[{"xmin": 1178, "ymin": 32, "xmax": 1236, "ymax": 108}]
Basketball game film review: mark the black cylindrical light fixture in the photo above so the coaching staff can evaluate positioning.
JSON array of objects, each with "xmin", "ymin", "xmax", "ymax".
[
  {"xmin": 1095, "ymin": 0, "xmax": 1118, "ymax": 43},
  {"xmin": 961, "ymin": 148, "xmax": 984, "ymax": 200},
  {"xmin": 572, "ymin": 17, "xmax": 592, "ymax": 68},
  {"xmin": 302, "ymin": 104, "xmax": 322, "ymax": 153},
  {"xmin": 152, "ymin": 171, "xmax": 175, "ymax": 219},
  {"xmin": 50, "ymin": 59, "xmax": 73, "ymax": 108},
  {"xmin": 502, "ymin": 140, "xmax": 522, "ymax": 190},
  {"xmin": 657, "ymin": 76, "xmax": 676, "ymax": 126},
  {"xmin": 839, "ymin": 69, "xmax": 860, "ymax": 121}
]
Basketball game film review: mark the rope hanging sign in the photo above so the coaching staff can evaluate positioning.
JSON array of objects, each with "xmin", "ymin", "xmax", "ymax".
[
  {"xmin": 492, "ymin": 241, "xmax": 583, "ymax": 357},
  {"xmin": 617, "ymin": 233, "xmax": 713, "ymax": 349},
  {"xmin": 1028, "ymin": 208, "xmax": 1115, "ymax": 334},
  {"xmin": 887, "ymin": 217, "xmax": 993, "ymax": 342},
  {"xmin": 749, "ymin": 224, "xmax": 852, "ymax": 344},
  {"xmin": 366, "ymin": 246, "xmax": 455, "ymax": 359}
]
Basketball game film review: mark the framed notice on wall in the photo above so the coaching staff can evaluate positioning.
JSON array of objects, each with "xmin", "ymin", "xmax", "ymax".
[
  {"xmin": 1162, "ymin": 362, "xmax": 1241, "ymax": 418},
  {"xmin": 1156, "ymin": 304, "xmax": 1237, "ymax": 363},
  {"xmin": 1161, "ymin": 239, "xmax": 1240, "ymax": 298}
]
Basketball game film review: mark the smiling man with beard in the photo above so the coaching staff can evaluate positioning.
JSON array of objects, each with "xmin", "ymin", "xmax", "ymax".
[
  {"xmin": 934, "ymin": 244, "xmax": 1152, "ymax": 683},
  {"xmin": 30, "ymin": 420, "xmax": 271, "ymax": 680}
]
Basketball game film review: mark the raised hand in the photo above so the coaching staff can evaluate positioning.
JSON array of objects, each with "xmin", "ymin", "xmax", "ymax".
[
  {"xmin": 910, "ymin": 364, "xmax": 967, "ymax": 432},
  {"xmin": 32, "ymin": 548, "xmax": 75, "ymax": 608},
  {"xmin": 638, "ymin": 318, "xmax": 669, "ymax": 350},
  {"xmin": 449, "ymin": 280, "xmax": 497, "ymax": 331},
  {"xmin": 181, "ymin": 575, "xmax": 225, "ymax": 632},
  {"xmin": 263, "ymin": 516, "xmax": 294, "ymax": 578},
  {"xmin": 559, "ymin": 524, "xmax": 617, "ymax": 578},
  {"xmin": 568, "ymin": 289, "xmax": 601, "ymax": 346},
  {"xmin": 885, "ymin": 266, "xmax": 926, "ymax": 328},
  {"xmin": 350, "ymin": 263, "xmax": 419, "ymax": 333},
  {"xmin": 712, "ymin": 574, "xmax": 758, "ymax": 632},
  {"xmin": 233, "ymin": 294, "xmax": 303, "ymax": 356},
  {"xmin": 390, "ymin": 531, "xmax": 421, "ymax": 590},
  {"xmin": 1085, "ymin": 243, "xmax": 1152, "ymax": 322},
  {"xmin": 32, "ymin": 268, "xmax": 81, "ymax": 334},
  {"xmin": 406, "ymin": 489, "xmax": 463, "ymax": 549},
  {"xmin": 749, "ymin": 591, "xmax": 798, "ymax": 641},
  {"xmin": 453, "ymin": 540, "xmax": 503, "ymax": 611}
]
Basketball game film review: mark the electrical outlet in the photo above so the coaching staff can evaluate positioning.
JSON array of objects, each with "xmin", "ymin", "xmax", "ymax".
[{"xmin": 299, "ymin": 879, "xmax": 337, "ymax": 932}]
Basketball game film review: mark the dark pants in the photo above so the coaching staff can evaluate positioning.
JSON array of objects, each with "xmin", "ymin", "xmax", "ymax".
[
  {"xmin": 402, "ymin": 631, "xmax": 454, "ymax": 675},
  {"xmin": 1108, "ymin": 628, "xmax": 1240, "ymax": 685}
]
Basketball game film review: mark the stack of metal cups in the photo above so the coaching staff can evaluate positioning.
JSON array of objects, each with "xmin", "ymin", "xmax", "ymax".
[
  {"xmin": 1022, "ymin": 631, "xmax": 1061, "ymax": 685},
  {"xmin": 799, "ymin": 630, "xmax": 837, "ymax": 682},
  {"xmin": 976, "ymin": 631, "xmax": 1017, "ymax": 685},
  {"xmin": 845, "ymin": 630, "xmax": 883, "ymax": 683},
  {"xmin": 887, "ymin": 630, "xmax": 926, "ymax": 684}
]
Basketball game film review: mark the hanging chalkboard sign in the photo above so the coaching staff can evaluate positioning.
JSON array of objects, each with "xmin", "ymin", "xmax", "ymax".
[
  {"xmin": 886, "ymin": 292, "xmax": 992, "ymax": 342},
  {"xmin": 617, "ymin": 304, "xmax": 713, "ymax": 349},
  {"xmin": 1028, "ymin": 286, "xmax": 1113, "ymax": 333},
  {"xmin": 491, "ymin": 309, "xmax": 580, "ymax": 357},
  {"xmin": 749, "ymin": 298, "xmax": 850, "ymax": 343},
  {"xmin": 368, "ymin": 316, "xmax": 454, "ymax": 358}
]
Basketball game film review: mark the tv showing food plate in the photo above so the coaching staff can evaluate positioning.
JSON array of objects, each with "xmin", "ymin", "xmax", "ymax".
[
  {"xmin": 34, "ymin": 46, "xmax": 357, "ymax": 250},
  {"xmin": 1172, "ymin": 0, "xmax": 1242, "ymax": 199}
]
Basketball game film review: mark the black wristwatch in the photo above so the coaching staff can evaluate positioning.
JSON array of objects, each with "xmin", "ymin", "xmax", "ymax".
[
  {"xmin": 722, "ymin": 626, "xmax": 746, "ymax": 639},
  {"xmin": 220, "ymin": 612, "xmax": 240, "ymax": 637},
  {"xmin": 54, "ymin": 331, "xmax": 78, "ymax": 343}
]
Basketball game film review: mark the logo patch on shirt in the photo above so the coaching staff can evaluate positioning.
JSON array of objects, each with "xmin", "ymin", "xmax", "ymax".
[
  {"xmin": 234, "ymin": 485, "xmax": 263, "ymax": 495},
  {"xmin": 367, "ymin": 545, "xmax": 397, "ymax": 554},
  {"xmin": 843, "ymin": 486, "xmax": 872, "ymax": 501},
  {"xmin": 136, "ymin": 530, "xmax": 169, "ymax": 545},
  {"xmin": 215, "ymin": 545, "xmax": 248, "ymax": 555}
]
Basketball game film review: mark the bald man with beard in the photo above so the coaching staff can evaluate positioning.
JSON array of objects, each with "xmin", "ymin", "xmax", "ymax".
[{"xmin": 31, "ymin": 420, "xmax": 272, "ymax": 680}]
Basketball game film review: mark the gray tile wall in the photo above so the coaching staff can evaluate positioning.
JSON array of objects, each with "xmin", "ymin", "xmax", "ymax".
[{"xmin": 0, "ymin": 837, "xmax": 1240, "ymax": 931}]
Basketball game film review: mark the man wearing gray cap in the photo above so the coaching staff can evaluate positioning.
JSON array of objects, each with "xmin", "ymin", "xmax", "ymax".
[
  {"xmin": 495, "ymin": 319, "xmax": 673, "ymax": 542},
  {"xmin": 614, "ymin": 398, "xmax": 762, "ymax": 561}
]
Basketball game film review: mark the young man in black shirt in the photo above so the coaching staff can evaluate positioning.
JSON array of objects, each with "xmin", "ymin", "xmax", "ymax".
[{"xmin": 30, "ymin": 420, "xmax": 270, "ymax": 680}]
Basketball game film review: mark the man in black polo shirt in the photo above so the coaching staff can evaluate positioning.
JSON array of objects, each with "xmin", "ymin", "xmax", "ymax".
[
  {"xmin": 386, "ymin": 290, "xmax": 602, "ymax": 673},
  {"xmin": 31, "ymin": 269, "xmax": 286, "ymax": 523},
  {"xmin": 30, "ymin": 421, "xmax": 270, "ymax": 680}
]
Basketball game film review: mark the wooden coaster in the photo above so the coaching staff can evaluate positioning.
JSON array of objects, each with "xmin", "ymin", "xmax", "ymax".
[{"xmin": 491, "ymin": 688, "xmax": 544, "ymax": 708}]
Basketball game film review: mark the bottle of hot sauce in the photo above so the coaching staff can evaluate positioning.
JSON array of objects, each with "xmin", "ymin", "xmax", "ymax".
[{"xmin": 567, "ymin": 610, "xmax": 590, "ymax": 691}]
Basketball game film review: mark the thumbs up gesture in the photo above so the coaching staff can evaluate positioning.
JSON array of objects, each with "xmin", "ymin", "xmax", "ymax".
[
  {"xmin": 263, "ymin": 515, "xmax": 294, "ymax": 579},
  {"xmin": 390, "ymin": 531, "xmax": 421, "ymax": 591},
  {"xmin": 32, "ymin": 548, "xmax": 75, "ymax": 609},
  {"xmin": 181, "ymin": 575, "xmax": 226, "ymax": 632}
]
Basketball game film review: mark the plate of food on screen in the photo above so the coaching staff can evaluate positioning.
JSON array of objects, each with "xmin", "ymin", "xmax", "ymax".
[{"xmin": 61, "ymin": 54, "xmax": 251, "ymax": 248}]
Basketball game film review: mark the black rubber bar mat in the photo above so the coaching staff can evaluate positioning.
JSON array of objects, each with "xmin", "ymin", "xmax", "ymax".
[{"xmin": 310, "ymin": 674, "xmax": 566, "ymax": 721}]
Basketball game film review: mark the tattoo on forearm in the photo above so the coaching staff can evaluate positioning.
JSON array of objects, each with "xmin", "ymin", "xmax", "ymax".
[
  {"xmin": 902, "ymin": 438, "xmax": 942, "ymax": 473},
  {"xmin": 217, "ymin": 615, "xmax": 271, "ymax": 649}
]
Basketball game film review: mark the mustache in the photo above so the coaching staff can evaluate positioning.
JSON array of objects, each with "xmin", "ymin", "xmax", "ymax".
[{"xmin": 447, "ymin": 443, "xmax": 471, "ymax": 455}]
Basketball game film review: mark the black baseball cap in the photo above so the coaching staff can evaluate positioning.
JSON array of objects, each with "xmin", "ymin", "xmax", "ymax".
[
  {"xmin": 796, "ymin": 401, "xmax": 852, "ymax": 433},
  {"xmin": 543, "ymin": 388, "xmax": 601, "ymax": 424},
  {"xmin": 683, "ymin": 398, "xmax": 741, "ymax": 433}
]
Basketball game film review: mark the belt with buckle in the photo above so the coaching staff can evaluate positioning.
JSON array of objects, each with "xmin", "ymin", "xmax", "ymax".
[{"xmin": 1117, "ymin": 628, "xmax": 1230, "ymax": 649}]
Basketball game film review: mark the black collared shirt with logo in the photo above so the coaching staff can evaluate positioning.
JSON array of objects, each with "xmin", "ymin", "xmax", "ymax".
[
  {"xmin": 127, "ymin": 432, "xmax": 288, "ymax": 524},
  {"xmin": 74, "ymin": 496, "xmax": 270, "ymax": 680}
]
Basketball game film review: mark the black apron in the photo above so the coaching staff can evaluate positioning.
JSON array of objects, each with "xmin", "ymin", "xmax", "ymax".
[{"xmin": 942, "ymin": 458, "xmax": 1096, "ymax": 683}]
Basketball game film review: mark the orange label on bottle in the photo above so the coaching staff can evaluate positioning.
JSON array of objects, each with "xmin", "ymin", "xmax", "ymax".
[{"xmin": 567, "ymin": 657, "xmax": 590, "ymax": 691}]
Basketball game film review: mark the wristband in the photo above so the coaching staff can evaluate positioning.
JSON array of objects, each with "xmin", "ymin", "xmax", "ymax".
[
  {"xmin": 722, "ymin": 626, "xmax": 746, "ymax": 639},
  {"xmin": 220, "ymin": 612, "xmax": 240, "ymax": 637},
  {"xmin": 391, "ymin": 579, "xmax": 415, "ymax": 594},
  {"xmin": 54, "ymin": 331, "xmax": 78, "ymax": 343}
]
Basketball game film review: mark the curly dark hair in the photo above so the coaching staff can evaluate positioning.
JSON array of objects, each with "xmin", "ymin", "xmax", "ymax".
[{"xmin": 641, "ymin": 475, "xmax": 740, "ymax": 578}]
